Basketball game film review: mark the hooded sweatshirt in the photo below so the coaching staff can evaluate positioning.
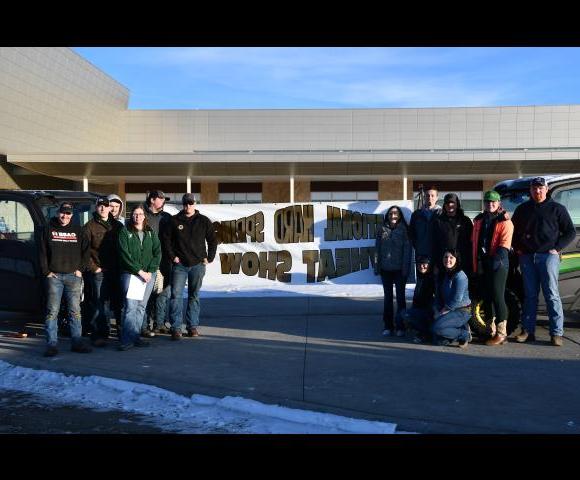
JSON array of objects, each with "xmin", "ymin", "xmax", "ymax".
[
  {"xmin": 431, "ymin": 195, "xmax": 473, "ymax": 273},
  {"xmin": 107, "ymin": 194, "xmax": 125, "ymax": 225},
  {"xmin": 38, "ymin": 217, "xmax": 89, "ymax": 276},
  {"xmin": 162, "ymin": 209, "xmax": 217, "ymax": 267}
]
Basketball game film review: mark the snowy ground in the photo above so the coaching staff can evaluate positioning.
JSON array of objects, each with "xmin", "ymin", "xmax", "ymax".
[
  {"xmin": 200, "ymin": 283, "xmax": 415, "ymax": 298},
  {"xmin": 0, "ymin": 360, "xmax": 399, "ymax": 434}
]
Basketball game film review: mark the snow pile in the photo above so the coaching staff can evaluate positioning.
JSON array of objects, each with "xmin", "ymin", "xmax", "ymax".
[{"xmin": 0, "ymin": 360, "xmax": 397, "ymax": 434}]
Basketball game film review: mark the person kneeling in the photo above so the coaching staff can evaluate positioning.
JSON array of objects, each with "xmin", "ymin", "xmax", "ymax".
[
  {"xmin": 403, "ymin": 256, "xmax": 435, "ymax": 344},
  {"xmin": 432, "ymin": 249, "xmax": 472, "ymax": 348}
]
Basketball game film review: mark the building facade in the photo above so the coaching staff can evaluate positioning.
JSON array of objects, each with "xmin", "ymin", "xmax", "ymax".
[{"xmin": 2, "ymin": 47, "xmax": 580, "ymax": 214}]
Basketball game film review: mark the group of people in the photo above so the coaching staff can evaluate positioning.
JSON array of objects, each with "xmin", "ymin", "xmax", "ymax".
[
  {"xmin": 39, "ymin": 191, "xmax": 217, "ymax": 357},
  {"xmin": 374, "ymin": 176, "xmax": 576, "ymax": 348}
]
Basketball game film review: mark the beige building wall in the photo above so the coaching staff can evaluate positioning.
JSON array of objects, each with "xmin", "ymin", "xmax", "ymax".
[
  {"xmin": 119, "ymin": 105, "xmax": 580, "ymax": 153},
  {"xmin": 0, "ymin": 47, "xmax": 128, "ymax": 154}
]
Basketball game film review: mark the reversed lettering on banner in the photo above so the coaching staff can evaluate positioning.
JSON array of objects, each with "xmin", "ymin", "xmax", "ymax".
[{"xmin": 198, "ymin": 201, "xmax": 411, "ymax": 288}]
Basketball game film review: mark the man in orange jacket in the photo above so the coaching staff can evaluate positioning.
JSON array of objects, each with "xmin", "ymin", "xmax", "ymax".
[{"xmin": 471, "ymin": 190, "xmax": 514, "ymax": 345}]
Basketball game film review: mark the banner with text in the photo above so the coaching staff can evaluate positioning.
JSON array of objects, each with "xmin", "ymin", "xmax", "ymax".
[{"xmin": 195, "ymin": 201, "xmax": 412, "ymax": 288}]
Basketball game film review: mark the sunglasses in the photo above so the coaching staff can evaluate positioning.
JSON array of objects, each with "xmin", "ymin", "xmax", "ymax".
[
  {"xmin": 59, "ymin": 211, "xmax": 73, "ymax": 216},
  {"xmin": 183, "ymin": 200, "xmax": 195, "ymax": 206}
]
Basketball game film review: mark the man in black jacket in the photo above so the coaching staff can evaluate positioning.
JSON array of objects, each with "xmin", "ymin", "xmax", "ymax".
[
  {"xmin": 163, "ymin": 193, "xmax": 217, "ymax": 340},
  {"xmin": 143, "ymin": 190, "xmax": 173, "ymax": 336},
  {"xmin": 38, "ymin": 202, "xmax": 92, "ymax": 357},
  {"xmin": 431, "ymin": 193, "xmax": 473, "ymax": 276},
  {"xmin": 512, "ymin": 176, "xmax": 576, "ymax": 346}
]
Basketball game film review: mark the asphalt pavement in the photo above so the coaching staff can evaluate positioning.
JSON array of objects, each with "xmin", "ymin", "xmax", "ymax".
[{"xmin": 1, "ymin": 297, "xmax": 580, "ymax": 434}]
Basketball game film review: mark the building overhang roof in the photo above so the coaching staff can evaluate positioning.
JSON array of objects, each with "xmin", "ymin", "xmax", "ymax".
[{"xmin": 7, "ymin": 150, "xmax": 580, "ymax": 184}]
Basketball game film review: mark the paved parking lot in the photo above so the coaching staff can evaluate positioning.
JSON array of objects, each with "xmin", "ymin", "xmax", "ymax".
[{"xmin": 1, "ymin": 298, "xmax": 579, "ymax": 434}]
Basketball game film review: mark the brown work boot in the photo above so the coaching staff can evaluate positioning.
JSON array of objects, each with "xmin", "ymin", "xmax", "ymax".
[
  {"xmin": 515, "ymin": 330, "xmax": 536, "ymax": 343},
  {"xmin": 186, "ymin": 328, "xmax": 200, "ymax": 338},
  {"xmin": 485, "ymin": 334, "xmax": 508, "ymax": 346},
  {"xmin": 551, "ymin": 335, "xmax": 563, "ymax": 347}
]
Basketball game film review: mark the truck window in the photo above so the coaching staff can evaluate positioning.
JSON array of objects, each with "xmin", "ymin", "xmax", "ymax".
[
  {"xmin": 0, "ymin": 200, "xmax": 35, "ymax": 242},
  {"xmin": 552, "ymin": 188, "xmax": 580, "ymax": 226}
]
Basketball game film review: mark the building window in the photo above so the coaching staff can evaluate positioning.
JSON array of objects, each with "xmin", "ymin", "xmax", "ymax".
[
  {"xmin": 219, "ymin": 192, "xmax": 262, "ymax": 204},
  {"xmin": 311, "ymin": 191, "xmax": 378, "ymax": 202},
  {"xmin": 311, "ymin": 181, "xmax": 378, "ymax": 202}
]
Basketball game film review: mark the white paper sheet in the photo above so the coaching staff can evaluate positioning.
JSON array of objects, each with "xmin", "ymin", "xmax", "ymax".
[{"xmin": 126, "ymin": 274, "xmax": 147, "ymax": 301}]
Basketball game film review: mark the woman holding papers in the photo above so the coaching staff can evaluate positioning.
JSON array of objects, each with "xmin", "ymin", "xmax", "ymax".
[{"xmin": 118, "ymin": 205, "xmax": 162, "ymax": 350}]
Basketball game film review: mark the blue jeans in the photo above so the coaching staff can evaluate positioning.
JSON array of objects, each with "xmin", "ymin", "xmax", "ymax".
[
  {"xmin": 86, "ymin": 271, "xmax": 116, "ymax": 339},
  {"xmin": 432, "ymin": 309, "xmax": 471, "ymax": 342},
  {"xmin": 519, "ymin": 253, "xmax": 564, "ymax": 336},
  {"xmin": 170, "ymin": 263, "xmax": 206, "ymax": 332},
  {"xmin": 45, "ymin": 273, "xmax": 83, "ymax": 347},
  {"xmin": 380, "ymin": 270, "xmax": 407, "ymax": 330},
  {"xmin": 120, "ymin": 272, "xmax": 156, "ymax": 346},
  {"xmin": 144, "ymin": 270, "xmax": 172, "ymax": 331}
]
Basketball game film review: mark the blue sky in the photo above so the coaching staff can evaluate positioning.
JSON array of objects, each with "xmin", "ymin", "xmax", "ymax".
[{"xmin": 74, "ymin": 47, "xmax": 580, "ymax": 110}]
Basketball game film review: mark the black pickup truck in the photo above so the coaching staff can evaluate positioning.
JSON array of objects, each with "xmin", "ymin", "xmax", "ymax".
[{"xmin": 0, "ymin": 190, "xmax": 98, "ymax": 314}]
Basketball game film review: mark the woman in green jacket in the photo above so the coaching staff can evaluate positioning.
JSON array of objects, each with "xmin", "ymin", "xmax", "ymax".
[{"xmin": 118, "ymin": 204, "xmax": 161, "ymax": 350}]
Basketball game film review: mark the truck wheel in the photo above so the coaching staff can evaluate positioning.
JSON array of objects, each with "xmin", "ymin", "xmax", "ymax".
[{"xmin": 470, "ymin": 289, "xmax": 522, "ymax": 337}]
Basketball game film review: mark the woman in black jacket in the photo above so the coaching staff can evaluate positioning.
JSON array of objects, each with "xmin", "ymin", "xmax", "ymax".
[{"xmin": 374, "ymin": 205, "xmax": 412, "ymax": 337}]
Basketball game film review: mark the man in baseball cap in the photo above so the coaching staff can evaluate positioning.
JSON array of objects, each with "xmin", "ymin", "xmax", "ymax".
[
  {"xmin": 142, "ymin": 189, "xmax": 173, "ymax": 337},
  {"xmin": 530, "ymin": 176, "xmax": 548, "ymax": 187},
  {"xmin": 58, "ymin": 202, "xmax": 74, "ymax": 214}
]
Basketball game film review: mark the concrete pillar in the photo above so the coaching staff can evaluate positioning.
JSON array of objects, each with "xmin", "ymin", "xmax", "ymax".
[
  {"xmin": 294, "ymin": 181, "xmax": 311, "ymax": 202},
  {"xmin": 187, "ymin": 176, "xmax": 192, "ymax": 194},
  {"xmin": 290, "ymin": 176, "xmax": 295, "ymax": 203},
  {"xmin": 83, "ymin": 177, "xmax": 88, "ymax": 192},
  {"xmin": 201, "ymin": 182, "xmax": 219, "ymax": 204}
]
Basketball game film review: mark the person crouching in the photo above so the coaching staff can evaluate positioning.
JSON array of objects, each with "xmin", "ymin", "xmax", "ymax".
[
  {"xmin": 403, "ymin": 256, "xmax": 435, "ymax": 344},
  {"xmin": 432, "ymin": 249, "xmax": 472, "ymax": 348}
]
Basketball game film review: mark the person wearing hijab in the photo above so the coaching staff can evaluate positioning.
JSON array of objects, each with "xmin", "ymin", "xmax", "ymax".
[{"xmin": 374, "ymin": 205, "xmax": 412, "ymax": 337}]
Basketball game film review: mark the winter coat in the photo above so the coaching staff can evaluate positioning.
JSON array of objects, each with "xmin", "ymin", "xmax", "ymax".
[
  {"xmin": 162, "ymin": 210, "xmax": 217, "ymax": 267},
  {"xmin": 38, "ymin": 217, "xmax": 89, "ymax": 276},
  {"xmin": 374, "ymin": 220, "xmax": 412, "ymax": 277},
  {"xmin": 431, "ymin": 203, "xmax": 473, "ymax": 274},
  {"xmin": 413, "ymin": 270, "xmax": 435, "ymax": 310},
  {"xmin": 408, "ymin": 206, "xmax": 442, "ymax": 259},
  {"xmin": 118, "ymin": 226, "xmax": 161, "ymax": 275},
  {"xmin": 471, "ymin": 210, "xmax": 513, "ymax": 273},
  {"xmin": 511, "ymin": 198, "xmax": 576, "ymax": 255},
  {"xmin": 144, "ymin": 203, "xmax": 174, "ymax": 275},
  {"xmin": 82, "ymin": 213, "xmax": 124, "ymax": 273}
]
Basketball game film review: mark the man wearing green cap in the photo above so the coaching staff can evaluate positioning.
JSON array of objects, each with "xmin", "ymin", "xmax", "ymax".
[{"xmin": 471, "ymin": 190, "xmax": 514, "ymax": 345}]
